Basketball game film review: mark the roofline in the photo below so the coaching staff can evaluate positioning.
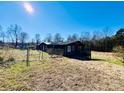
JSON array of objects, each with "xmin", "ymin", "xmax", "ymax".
[{"xmin": 40, "ymin": 41, "xmax": 83, "ymax": 46}]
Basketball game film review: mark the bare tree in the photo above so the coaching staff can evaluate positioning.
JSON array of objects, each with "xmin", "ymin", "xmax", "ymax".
[
  {"xmin": 44, "ymin": 33, "xmax": 52, "ymax": 43},
  {"xmin": 102, "ymin": 27, "xmax": 111, "ymax": 51},
  {"xmin": 31, "ymin": 38, "xmax": 35, "ymax": 44},
  {"xmin": 103, "ymin": 27, "xmax": 111, "ymax": 38},
  {"xmin": 72, "ymin": 33, "xmax": 79, "ymax": 41},
  {"xmin": 80, "ymin": 31, "xmax": 90, "ymax": 42},
  {"xmin": 0, "ymin": 32, "xmax": 5, "ymax": 43},
  {"xmin": 0, "ymin": 25, "xmax": 5, "ymax": 43},
  {"xmin": 54, "ymin": 33, "xmax": 63, "ymax": 43},
  {"xmin": 6, "ymin": 26, "xmax": 14, "ymax": 43},
  {"xmin": 7, "ymin": 24, "xmax": 22, "ymax": 47},
  {"xmin": 19, "ymin": 32, "xmax": 29, "ymax": 48},
  {"xmin": 92, "ymin": 30, "xmax": 102, "ymax": 40},
  {"xmin": 35, "ymin": 34, "xmax": 40, "ymax": 45},
  {"xmin": 67, "ymin": 35, "xmax": 72, "ymax": 42},
  {"xmin": 67, "ymin": 34, "xmax": 79, "ymax": 42}
]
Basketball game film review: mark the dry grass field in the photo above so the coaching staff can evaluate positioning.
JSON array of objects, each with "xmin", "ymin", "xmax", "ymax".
[
  {"xmin": 92, "ymin": 51, "xmax": 124, "ymax": 67},
  {"xmin": 0, "ymin": 49, "xmax": 124, "ymax": 90},
  {"xmin": 0, "ymin": 48, "xmax": 49, "ymax": 62}
]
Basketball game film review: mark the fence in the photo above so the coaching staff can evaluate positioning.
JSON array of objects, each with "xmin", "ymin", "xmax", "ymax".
[{"xmin": 0, "ymin": 45, "xmax": 50, "ymax": 67}]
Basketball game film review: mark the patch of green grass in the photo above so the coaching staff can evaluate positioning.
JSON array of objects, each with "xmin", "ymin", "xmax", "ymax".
[
  {"xmin": 92, "ymin": 51, "xmax": 124, "ymax": 67},
  {"xmin": 9, "ymin": 62, "xmax": 32, "ymax": 74}
]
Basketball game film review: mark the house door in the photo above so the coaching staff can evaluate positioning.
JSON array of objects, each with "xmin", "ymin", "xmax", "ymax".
[{"xmin": 76, "ymin": 45, "xmax": 81, "ymax": 56}]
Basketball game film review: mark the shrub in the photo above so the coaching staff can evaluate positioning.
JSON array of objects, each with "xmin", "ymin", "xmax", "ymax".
[
  {"xmin": 7, "ymin": 57, "xmax": 15, "ymax": 62},
  {"xmin": 0, "ymin": 56, "xmax": 4, "ymax": 62},
  {"xmin": 113, "ymin": 46, "xmax": 124, "ymax": 62}
]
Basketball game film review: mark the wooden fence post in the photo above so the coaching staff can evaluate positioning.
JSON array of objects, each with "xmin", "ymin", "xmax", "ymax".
[
  {"xmin": 42, "ymin": 51, "xmax": 43, "ymax": 59},
  {"xmin": 39, "ymin": 51, "xmax": 41, "ymax": 61},
  {"xmin": 26, "ymin": 48, "xmax": 30, "ymax": 66}
]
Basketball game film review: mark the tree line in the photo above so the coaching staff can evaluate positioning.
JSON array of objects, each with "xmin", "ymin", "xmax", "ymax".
[
  {"xmin": 0, "ymin": 24, "xmax": 124, "ymax": 52},
  {"xmin": 43, "ymin": 27, "xmax": 124, "ymax": 52},
  {"xmin": 0, "ymin": 24, "xmax": 41, "ymax": 48},
  {"xmin": 90, "ymin": 28, "xmax": 124, "ymax": 52}
]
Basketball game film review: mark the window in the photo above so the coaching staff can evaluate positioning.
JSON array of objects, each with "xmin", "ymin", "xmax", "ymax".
[
  {"xmin": 67, "ymin": 46, "xmax": 71, "ymax": 52},
  {"xmin": 43, "ymin": 45, "xmax": 45, "ymax": 50},
  {"xmin": 72, "ymin": 46, "xmax": 75, "ymax": 51}
]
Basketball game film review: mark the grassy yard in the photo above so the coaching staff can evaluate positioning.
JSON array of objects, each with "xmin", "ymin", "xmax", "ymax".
[
  {"xmin": 0, "ymin": 60, "xmax": 52, "ymax": 90},
  {"xmin": 92, "ymin": 51, "xmax": 124, "ymax": 67},
  {"xmin": 0, "ymin": 50, "xmax": 124, "ymax": 90}
]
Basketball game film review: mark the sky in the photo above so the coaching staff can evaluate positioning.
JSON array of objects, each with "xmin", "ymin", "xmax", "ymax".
[{"xmin": 0, "ymin": 1, "xmax": 124, "ymax": 41}]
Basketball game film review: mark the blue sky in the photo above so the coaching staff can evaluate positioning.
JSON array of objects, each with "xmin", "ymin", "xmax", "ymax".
[{"xmin": 0, "ymin": 1, "xmax": 124, "ymax": 41}]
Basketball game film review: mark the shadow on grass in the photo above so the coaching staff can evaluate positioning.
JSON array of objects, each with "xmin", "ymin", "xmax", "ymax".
[
  {"xmin": 91, "ymin": 58, "xmax": 105, "ymax": 61},
  {"xmin": 65, "ymin": 56, "xmax": 105, "ymax": 61}
]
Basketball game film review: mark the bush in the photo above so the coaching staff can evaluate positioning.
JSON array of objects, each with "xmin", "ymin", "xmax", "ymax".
[
  {"xmin": 7, "ymin": 57, "xmax": 15, "ymax": 62},
  {"xmin": 113, "ymin": 46, "xmax": 124, "ymax": 62},
  {"xmin": 0, "ymin": 56, "xmax": 4, "ymax": 62}
]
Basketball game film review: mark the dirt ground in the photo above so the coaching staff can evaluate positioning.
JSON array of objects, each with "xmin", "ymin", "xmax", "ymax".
[{"xmin": 24, "ymin": 57, "xmax": 124, "ymax": 91}]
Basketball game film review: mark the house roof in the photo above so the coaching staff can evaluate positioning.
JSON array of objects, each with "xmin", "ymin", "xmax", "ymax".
[{"xmin": 40, "ymin": 41, "xmax": 83, "ymax": 46}]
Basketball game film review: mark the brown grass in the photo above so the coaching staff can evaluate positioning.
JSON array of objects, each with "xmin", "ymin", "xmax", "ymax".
[{"xmin": 0, "ymin": 50, "xmax": 124, "ymax": 90}]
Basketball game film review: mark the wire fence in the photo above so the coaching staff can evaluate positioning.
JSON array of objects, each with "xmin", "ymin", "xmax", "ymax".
[{"xmin": 0, "ymin": 46, "xmax": 51, "ymax": 67}]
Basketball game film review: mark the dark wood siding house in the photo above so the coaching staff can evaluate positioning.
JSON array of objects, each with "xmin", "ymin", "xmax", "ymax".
[{"xmin": 37, "ymin": 41, "xmax": 91, "ymax": 59}]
